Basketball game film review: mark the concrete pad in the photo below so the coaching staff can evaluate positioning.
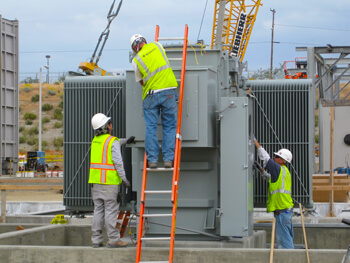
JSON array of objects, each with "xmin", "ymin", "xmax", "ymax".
[
  {"xmin": 0, "ymin": 201, "xmax": 64, "ymax": 216},
  {"xmin": 254, "ymin": 223, "xmax": 350, "ymax": 249},
  {"xmin": 0, "ymin": 246, "xmax": 346, "ymax": 263}
]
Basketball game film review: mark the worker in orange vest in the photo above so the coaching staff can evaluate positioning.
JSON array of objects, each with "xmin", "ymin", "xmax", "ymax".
[{"xmin": 89, "ymin": 113, "xmax": 134, "ymax": 248}]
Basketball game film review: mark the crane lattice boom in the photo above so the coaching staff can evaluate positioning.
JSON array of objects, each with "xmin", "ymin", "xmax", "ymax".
[{"xmin": 211, "ymin": 0, "xmax": 262, "ymax": 62}]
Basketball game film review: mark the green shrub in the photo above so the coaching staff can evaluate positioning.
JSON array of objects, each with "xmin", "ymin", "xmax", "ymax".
[
  {"xmin": 315, "ymin": 134, "xmax": 319, "ymax": 144},
  {"xmin": 47, "ymin": 89, "xmax": 56, "ymax": 96},
  {"xmin": 23, "ymin": 87, "xmax": 31, "ymax": 93},
  {"xmin": 25, "ymin": 120, "xmax": 33, "ymax": 125},
  {"xmin": 42, "ymin": 117, "xmax": 50, "ymax": 124},
  {"xmin": 19, "ymin": 136, "xmax": 27, "ymax": 144},
  {"xmin": 53, "ymin": 108, "xmax": 63, "ymax": 120},
  {"xmin": 19, "ymin": 126, "xmax": 25, "ymax": 132},
  {"xmin": 28, "ymin": 126, "xmax": 39, "ymax": 135},
  {"xmin": 315, "ymin": 115, "xmax": 319, "ymax": 127},
  {"xmin": 58, "ymin": 100, "xmax": 63, "ymax": 109},
  {"xmin": 53, "ymin": 137, "xmax": 63, "ymax": 150},
  {"xmin": 27, "ymin": 137, "xmax": 38, "ymax": 146},
  {"xmin": 24, "ymin": 112, "xmax": 37, "ymax": 120},
  {"xmin": 31, "ymin": 94, "xmax": 39, "ymax": 102},
  {"xmin": 42, "ymin": 140, "xmax": 48, "ymax": 147},
  {"xmin": 54, "ymin": 121, "xmax": 63, "ymax": 128},
  {"xmin": 42, "ymin": 104, "xmax": 53, "ymax": 111},
  {"xmin": 59, "ymin": 94, "xmax": 63, "ymax": 99}
]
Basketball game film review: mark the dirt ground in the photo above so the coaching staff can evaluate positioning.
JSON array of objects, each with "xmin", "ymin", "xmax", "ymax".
[{"xmin": 0, "ymin": 190, "xmax": 63, "ymax": 202}]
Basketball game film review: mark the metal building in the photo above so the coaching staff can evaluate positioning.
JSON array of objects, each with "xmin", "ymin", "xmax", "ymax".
[
  {"xmin": 0, "ymin": 16, "xmax": 19, "ymax": 175},
  {"xmin": 297, "ymin": 46, "xmax": 350, "ymax": 173}
]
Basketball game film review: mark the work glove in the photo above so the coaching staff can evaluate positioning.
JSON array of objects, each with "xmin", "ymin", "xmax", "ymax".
[
  {"xmin": 124, "ymin": 179, "xmax": 131, "ymax": 188},
  {"xmin": 253, "ymin": 161, "xmax": 263, "ymax": 172},
  {"xmin": 126, "ymin": 136, "xmax": 135, "ymax": 144}
]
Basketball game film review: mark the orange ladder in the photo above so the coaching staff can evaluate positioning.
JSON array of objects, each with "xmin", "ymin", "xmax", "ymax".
[
  {"xmin": 116, "ymin": 211, "xmax": 130, "ymax": 238},
  {"xmin": 135, "ymin": 24, "xmax": 189, "ymax": 263}
]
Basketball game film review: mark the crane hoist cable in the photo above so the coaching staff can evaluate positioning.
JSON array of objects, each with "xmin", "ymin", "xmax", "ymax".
[{"xmin": 79, "ymin": 0, "xmax": 123, "ymax": 75}]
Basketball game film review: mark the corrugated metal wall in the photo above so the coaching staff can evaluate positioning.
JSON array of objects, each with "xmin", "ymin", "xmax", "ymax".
[
  {"xmin": 63, "ymin": 75, "xmax": 128, "ymax": 212},
  {"xmin": 249, "ymin": 79, "xmax": 314, "ymax": 207},
  {"xmin": 0, "ymin": 16, "xmax": 19, "ymax": 175}
]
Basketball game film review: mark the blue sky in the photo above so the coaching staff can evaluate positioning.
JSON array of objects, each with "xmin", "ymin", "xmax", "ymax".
[{"xmin": 1, "ymin": 0, "xmax": 350, "ymax": 81}]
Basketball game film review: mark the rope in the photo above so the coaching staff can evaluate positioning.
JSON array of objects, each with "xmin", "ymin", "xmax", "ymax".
[{"xmin": 187, "ymin": 39, "xmax": 207, "ymax": 65}]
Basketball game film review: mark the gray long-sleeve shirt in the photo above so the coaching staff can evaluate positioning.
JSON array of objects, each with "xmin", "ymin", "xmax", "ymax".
[
  {"xmin": 111, "ymin": 138, "xmax": 129, "ymax": 185},
  {"xmin": 257, "ymin": 146, "xmax": 282, "ymax": 183}
]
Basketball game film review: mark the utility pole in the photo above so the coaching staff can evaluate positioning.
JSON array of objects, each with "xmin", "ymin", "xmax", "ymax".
[
  {"xmin": 270, "ymin": 8, "xmax": 276, "ymax": 79},
  {"xmin": 39, "ymin": 67, "xmax": 43, "ymax": 151},
  {"xmin": 46, "ymin": 55, "xmax": 50, "ymax": 83}
]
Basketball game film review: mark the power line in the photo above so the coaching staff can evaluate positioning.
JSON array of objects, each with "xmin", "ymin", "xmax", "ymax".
[
  {"xmin": 275, "ymin": 24, "xmax": 350, "ymax": 32},
  {"xmin": 20, "ymin": 48, "xmax": 129, "ymax": 54},
  {"xmin": 249, "ymin": 41, "xmax": 323, "ymax": 45}
]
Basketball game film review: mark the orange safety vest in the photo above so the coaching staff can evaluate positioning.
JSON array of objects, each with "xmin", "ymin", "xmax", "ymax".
[{"xmin": 89, "ymin": 134, "xmax": 122, "ymax": 185}]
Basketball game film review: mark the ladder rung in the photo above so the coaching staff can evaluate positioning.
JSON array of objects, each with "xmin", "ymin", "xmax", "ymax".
[
  {"xmin": 144, "ymin": 190, "xmax": 172, "ymax": 194},
  {"xmin": 168, "ymin": 58, "xmax": 182, "ymax": 61},
  {"xmin": 143, "ymin": 214, "xmax": 173, "ymax": 218},
  {"xmin": 146, "ymin": 167, "xmax": 173, "ymax": 172},
  {"xmin": 140, "ymin": 261, "xmax": 170, "ymax": 263},
  {"xmin": 141, "ymin": 237, "xmax": 171, "ymax": 241},
  {"xmin": 158, "ymin": 37, "xmax": 185, "ymax": 41}
]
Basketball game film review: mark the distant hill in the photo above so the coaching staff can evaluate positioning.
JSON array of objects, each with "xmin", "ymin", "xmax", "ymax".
[{"xmin": 19, "ymin": 83, "xmax": 64, "ymax": 158}]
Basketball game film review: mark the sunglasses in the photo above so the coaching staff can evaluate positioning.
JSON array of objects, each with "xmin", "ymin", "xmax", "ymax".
[{"xmin": 273, "ymin": 155, "xmax": 281, "ymax": 159}]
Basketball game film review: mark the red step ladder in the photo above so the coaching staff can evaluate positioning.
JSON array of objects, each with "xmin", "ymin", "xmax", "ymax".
[{"xmin": 135, "ymin": 24, "xmax": 189, "ymax": 263}]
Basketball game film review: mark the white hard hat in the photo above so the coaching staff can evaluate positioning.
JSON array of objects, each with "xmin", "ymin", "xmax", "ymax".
[
  {"xmin": 274, "ymin": 149, "xmax": 292, "ymax": 163},
  {"xmin": 91, "ymin": 113, "xmax": 111, "ymax": 130},
  {"xmin": 130, "ymin": 34, "xmax": 147, "ymax": 52}
]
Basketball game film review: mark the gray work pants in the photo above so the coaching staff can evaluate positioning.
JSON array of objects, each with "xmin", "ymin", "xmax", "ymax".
[{"xmin": 91, "ymin": 183, "xmax": 120, "ymax": 244}]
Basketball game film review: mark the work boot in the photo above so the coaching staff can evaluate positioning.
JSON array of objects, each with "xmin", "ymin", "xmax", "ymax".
[
  {"xmin": 92, "ymin": 242, "xmax": 104, "ymax": 248},
  {"xmin": 148, "ymin": 162, "xmax": 157, "ymax": 169},
  {"xmin": 107, "ymin": 240, "xmax": 128, "ymax": 248},
  {"xmin": 164, "ymin": 161, "xmax": 173, "ymax": 168}
]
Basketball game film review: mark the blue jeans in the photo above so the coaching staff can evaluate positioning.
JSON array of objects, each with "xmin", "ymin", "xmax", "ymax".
[
  {"xmin": 142, "ymin": 89, "xmax": 177, "ymax": 163},
  {"xmin": 274, "ymin": 211, "xmax": 294, "ymax": 249}
]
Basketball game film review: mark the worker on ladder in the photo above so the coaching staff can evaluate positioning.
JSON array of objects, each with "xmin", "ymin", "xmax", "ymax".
[
  {"xmin": 130, "ymin": 34, "xmax": 178, "ymax": 169},
  {"xmin": 89, "ymin": 113, "xmax": 134, "ymax": 248},
  {"xmin": 254, "ymin": 137, "xmax": 294, "ymax": 249}
]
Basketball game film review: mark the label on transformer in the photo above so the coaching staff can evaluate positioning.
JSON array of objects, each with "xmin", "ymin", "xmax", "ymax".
[{"xmin": 231, "ymin": 12, "xmax": 247, "ymax": 58}]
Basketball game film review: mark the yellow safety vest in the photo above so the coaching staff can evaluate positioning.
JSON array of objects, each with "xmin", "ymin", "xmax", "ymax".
[
  {"xmin": 267, "ymin": 166, "xmax": 294, "ymax": 213},
  {"xmin": 133, "ymin": 42, "xmax": 178, "ymax": 100},
  {"xmin": 89, "ymin": 134, "xmax": 122, "ymax": 185}
]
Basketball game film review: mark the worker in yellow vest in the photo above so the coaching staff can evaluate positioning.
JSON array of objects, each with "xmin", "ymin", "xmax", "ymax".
[
  {"xmin": 130, "ymin": 34, "xmax": 178, "ymax": 169},
  {"xmin": 89, "ymin": 113, "xmax": 134, "ymax": 248},
  {"xmin": 254, "ymin": 138, "xmax": 294, "ymax": 249}
]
